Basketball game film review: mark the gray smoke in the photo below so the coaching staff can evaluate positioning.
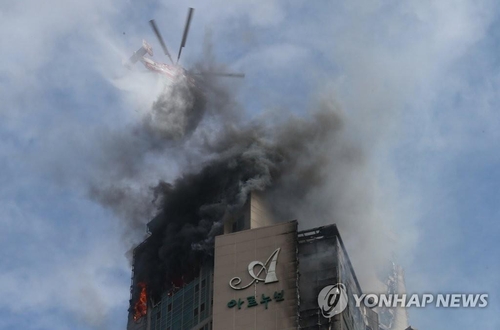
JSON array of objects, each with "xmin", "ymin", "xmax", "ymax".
[
  {"xmin": 89, "ymin": 65, "xmax": 241, "ymax": 243},
  {"xmin": 145, "ymin": 76, "xmax": 205, "ymax": 140},
  {"xmin": 126, "ymin": 95, "xmax": 356, "ymax": 305},
  {"xmin": 91, "ymin": 36, "xmax": 388, "ymax": 307}
]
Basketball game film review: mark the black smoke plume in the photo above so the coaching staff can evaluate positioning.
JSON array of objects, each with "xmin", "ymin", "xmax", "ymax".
[
  {"xmin": 89, "ymin": 70, "xmax": 239, "ymax": 244},
  {"xmin": 129, "ymin": 103, "xmax": 346, "ymax": 304},
  {"xmin": 93, "ymin": 36, "xmax": 365, "ymax": 311}
]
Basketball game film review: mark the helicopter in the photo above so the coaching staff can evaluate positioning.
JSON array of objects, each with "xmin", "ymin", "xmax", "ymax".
[{"xmin": 125, "ymin": 7, "xmax": 245, "ymax": 85}]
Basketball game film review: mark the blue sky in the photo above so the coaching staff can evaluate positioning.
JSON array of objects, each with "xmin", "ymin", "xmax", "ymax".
[{"xmin": 1, "ymin": 1, "xmax": 499, "ymax": 329}]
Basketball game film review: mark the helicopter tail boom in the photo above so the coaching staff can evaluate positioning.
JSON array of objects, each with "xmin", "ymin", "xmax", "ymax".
[{"xmin": 125, "ymin": 40, "xmax": 153, "ymax": 68}]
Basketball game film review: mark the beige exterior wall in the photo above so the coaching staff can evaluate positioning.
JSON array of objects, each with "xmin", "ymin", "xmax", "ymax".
[
  {"xmin": 213, "ymin": 221, "xmax": 298, "ymax": 330},
  {"xmin": 224, "ymin": 191, "xmax": 276, "ymax": 234},
  {"xmin": 249, "ymin": 191, "xmax": 275, "ymax": 229}
]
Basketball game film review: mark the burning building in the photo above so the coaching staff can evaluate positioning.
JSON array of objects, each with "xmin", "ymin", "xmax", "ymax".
[
  {"xmin": 126, "ymin": 192, "xmax": 381, "ymax": 330},
  {"xmin": 115, "ymin": 83, "xmax": 414, "ymax": 329}
]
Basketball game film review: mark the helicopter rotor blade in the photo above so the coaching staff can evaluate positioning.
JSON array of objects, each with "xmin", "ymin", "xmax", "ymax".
[
  {"xmin": 149, "ymin": 19, "xmax": 174, "ymax": 64},
  {"xmin": 193, "ymin": 72, "xmax": 245, "ymax": 78},
  {"xmin": 177, "ymin": 7, "xmax": 194, "ymax": 64}
]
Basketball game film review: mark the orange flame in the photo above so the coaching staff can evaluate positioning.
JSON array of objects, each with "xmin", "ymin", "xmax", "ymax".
[{"xmin": 133, "ymin": 282, "xmax": 148, "ymax": 321}]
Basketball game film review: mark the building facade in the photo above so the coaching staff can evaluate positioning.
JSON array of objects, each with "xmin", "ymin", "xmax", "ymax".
[
  {"xmin": 297, "ymin": 225, "xmax": 378, "ymax": 330},
  {"xmin": 213, "ymin": 221, "xmax": 299, "ymax": 330},
  {"xmin": 148, "ymin": 265, "xmax": 213, "ymax": 330}
]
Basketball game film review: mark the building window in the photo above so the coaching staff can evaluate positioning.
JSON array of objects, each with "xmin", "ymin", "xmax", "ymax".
[
  {"xmin": 168, "ymin": 303, "xmax": 172, "ymax": 312},
  {"xmin": 195, "ymin": 284, "xmax": 199, "ymax": 292},
  {"xmin": 201, "ymin": 279, "xmax": 206, "ymax": 288},
  {"xmin": 194, "ymin": 307, "xmax": 198, "ymax": 317},
  {"xmin": 156, "ymin": 312, "xmax": 161, "ymax": 320},
  {"xmin": 200, "ymin": 303, "xmax": 205, "ymax": 312}
]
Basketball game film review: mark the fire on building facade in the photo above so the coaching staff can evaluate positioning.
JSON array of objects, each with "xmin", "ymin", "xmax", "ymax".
[{"xmin": 126, "ymin": 193, "xmax": 402, "ymax": 330}]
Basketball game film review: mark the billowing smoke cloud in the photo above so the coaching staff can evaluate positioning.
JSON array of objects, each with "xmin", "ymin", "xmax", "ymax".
[
  {"xmin": 125, "ymin": 95, "xmax": 359, "ymax": 306},
  {"xmin": 88, "ymin": 35, "xmax": 245, "ymax": 248},
  {"xmin": 88, "ymin": 67, "xmax": 237, "ymax": 242},
  {"xmin": 146, "ymin": 77, "xmax": 205, "ymax": 140},
  {"xmin": 91, "ymin": 30, "xmax": 387, "ymax": 311}
]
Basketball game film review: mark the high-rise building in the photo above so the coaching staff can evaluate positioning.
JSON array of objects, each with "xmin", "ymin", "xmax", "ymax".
[
  {"xmin": 371, "ymin": 229, "xmax": 410, "ymax": 330},
  {"xmin": 376, "ymin": 262, "xmax": 409, "ymax": 330},
  {"xmin": 127, "ymin": 193, "xmax": 379, "ymax": 330},
  {"xmin": 296, "ymin": 225, "xmax": 379, "ymax": 330}
]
